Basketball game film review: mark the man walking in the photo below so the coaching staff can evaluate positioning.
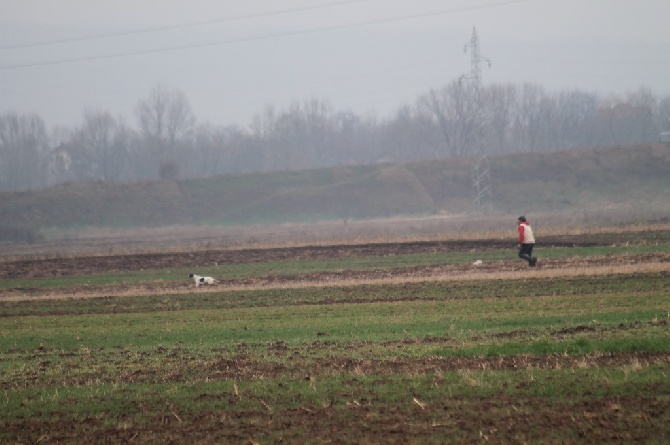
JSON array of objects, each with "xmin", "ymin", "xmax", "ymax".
[{"xmin": 517, "ymin": 216, "xmax": 537, "ymax": 267}]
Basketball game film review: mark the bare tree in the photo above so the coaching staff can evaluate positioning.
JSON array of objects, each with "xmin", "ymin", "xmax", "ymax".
[
  {"xmin": 552, "ymin": 90, "xmax": 599, "ymax": 149},
  {"xmin": 419, "ymin": 80, "xmax": 479, "ymax": 157},
  {"xmin": 625, "ymin": 87, "xmax": 660, "ymax": 142},
  {"xmin": 268, "ymin": 98, "xmax": 335, "ymax": 170},
  {"xmin": 187, "ymin": 123, "xmax": 252, "ymax": 176},
  {"xmin": 250, "ymin": 103, "xmax": 384, "ymax": 169},
  {"xmin": 80, "ymin": 109, "xmax": 118, "ymax": 180},
  {"xmin": 380, "ymin": 105, "xmax": 441, "ymax": 162},
  {"xmin": 136, "ymin": 86, "xmax": 195, "ymax": 147},
  {"xmin": 595, "ymin": 99, "xmax": 653, "ymax": 146},
  {"xmin": 511, "ymin": 83, "xmax": 547, "ymax": 152},
  {"xmin": 0, "ymin": 112, "xmax": 48, "ymax": 190},
  {"xmin": 108, "ymin": 119, "xmax": 140, "ymax": 182},
  {"xmin": 166, "ymin": 90, "xmax": 196, "ymax": 146},
  {"xmin": 483, "ymin": 83, "xmax": 517, "ymax": 154},
  {"xmin": 135, "ymin": 86, "xmax": 196, "ymax": 179},
  {"xmin": 250, "ymin": 105, "xmax": 281, "ymax": 171},
  {"xmin": 658, "ymin": 95, "xmax": 670, "ymax": 133}
]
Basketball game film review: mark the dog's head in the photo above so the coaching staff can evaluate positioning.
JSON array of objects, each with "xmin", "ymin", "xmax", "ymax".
[{"xmin": 188, "ymin": 273, "xmax": 195, "ymax": 278}]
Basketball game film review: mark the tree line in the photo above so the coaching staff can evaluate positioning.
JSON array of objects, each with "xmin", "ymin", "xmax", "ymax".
[{"xmin": 1, "ymin": 82, "xmax": 669, "ymax": 192}]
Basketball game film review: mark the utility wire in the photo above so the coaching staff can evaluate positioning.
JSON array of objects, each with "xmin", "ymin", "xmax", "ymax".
[
  {"xmin": 0, "ymin": 0, "xmax": 537, "ymax": 70},
  {"xmin": 0, "ymin": 0, "xmax": 373, "ymax": 50}
]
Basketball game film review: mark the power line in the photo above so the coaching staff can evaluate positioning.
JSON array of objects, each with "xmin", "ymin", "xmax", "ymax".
[
  {"xmin": 0, "ymin": 0, "xmax": 373, "ymax": 50},
  {"xmin": 1, "ymin": 0, "xmax": 537, "ymax": 70}
]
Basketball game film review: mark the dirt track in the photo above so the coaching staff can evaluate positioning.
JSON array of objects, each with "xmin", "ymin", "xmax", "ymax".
[
  {"xmin": 2, "ymin": 234, "xmax": 669, "ymax": 301},
  {"xmin": 0, "ymin": 234, "xmax": 624, "ymax": 279}
]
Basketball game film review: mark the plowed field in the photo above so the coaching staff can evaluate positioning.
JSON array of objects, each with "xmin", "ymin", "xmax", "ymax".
[{"xmin": 1, "ymin": 228, "xmax": 669, "ymax": 444}]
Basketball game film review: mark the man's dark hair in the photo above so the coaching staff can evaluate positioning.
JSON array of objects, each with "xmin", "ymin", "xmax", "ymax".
[{"xmin": 518, "ymin": 216, "xmax": 526, "ymax": 222}]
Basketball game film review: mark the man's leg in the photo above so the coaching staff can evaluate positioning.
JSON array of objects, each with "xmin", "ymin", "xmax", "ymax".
[
  {"xmin": 527, "ymin": 244, "xmax": 537, "ymax": 266},
  {"xmin": 519, "ymin": 244, "xmax": 533, "ymax": 264}
]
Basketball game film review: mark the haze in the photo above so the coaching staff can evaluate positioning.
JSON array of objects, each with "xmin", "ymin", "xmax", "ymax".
[{"xmin": 2, "ymin": 0, "xmax": 669, "ymax": 129}]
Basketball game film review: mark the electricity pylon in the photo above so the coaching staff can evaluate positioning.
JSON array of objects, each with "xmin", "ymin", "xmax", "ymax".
[{"xmin": 464, "ymin": 27, "xmax": 492, "ymax": 214}]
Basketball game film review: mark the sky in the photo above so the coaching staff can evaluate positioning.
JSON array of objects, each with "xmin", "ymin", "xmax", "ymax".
[{"xmin": 1, "ymin": 0, "xmax": 669, "ymax": 130}]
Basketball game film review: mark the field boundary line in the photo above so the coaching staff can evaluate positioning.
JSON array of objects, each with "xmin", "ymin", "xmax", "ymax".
[{"xmin": 3, "ymin": 261, "xmax": 668, "ymax": 302}]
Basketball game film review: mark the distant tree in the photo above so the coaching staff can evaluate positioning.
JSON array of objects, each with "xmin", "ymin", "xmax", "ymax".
[
  {"xmin": 46, "ymin": 110, "xmax": 136, "ymax": 185},
  {"xmin": 250, "ymin": 105, "xmax": 280, "ymax": 171},
  {"xmin": 482, "ymin": 83, "xmax": 517, "ymax": 154},
  {"xmin": 331, "ymin": 110, "xmax": 363, "ymax": 164},
  {"xmin": 187, "ymin": 123, "xmax": 253, "ymax": 176},
  {"xmin": 109, "ymin": 119, "xmax": 140, "ymax": 182},
  {"xmin": 135, "ymin": 86, "xmax": 196, "ymax": 179},
  {"xmin": 0, "ymin": 112, "xmax": 48, "ymax": 190},
  {"xmin": 136, "ymin": 86, "xmax": 195, "ymax": 148},
  {"xmin": 418, "ymin": 80, "xmax": 480, "ymax": 157},
  {"xmin": 379, "ymin": 105, "xmax": 441, "ymax": 162},
  {"xmin": 625, "ymin": 87, "xmax": 660, "ymax": 142},
  {"xmin": 273, "ymin": 98, "xmax": 334, "ymax": 170},
  {"xmin": 594, "ymin": 101, "xmax": 653, "ymax": 146},
  {"xmin": 3, "ymin": 81, "xmax": 670, "ymax": 193},
  {"xmin": 658, "ymin": 95, "xmax": 670, "ymax": 133},
  {"xmin": 511, "ymin": 83, "xmax": 548, "ymax": 152},
  {"xmin": 80, "ymin": 109, "xmax": 118, "ymax": 181},
  {"xmin": 324, "ymin": 111, "xmax": 386, "ymax": 165},
  {"xmin": 552, "ymin": 90, "xmax": 599, "ymax": 149}
]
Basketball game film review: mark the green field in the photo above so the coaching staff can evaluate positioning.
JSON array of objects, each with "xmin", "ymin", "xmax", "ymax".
[{"xmin": 1, "ymin": 231, "xmax": 669, "ymax": 444}]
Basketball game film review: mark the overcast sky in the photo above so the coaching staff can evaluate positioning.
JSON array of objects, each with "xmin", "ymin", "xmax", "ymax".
[{"xmin": 1, "ymin": 0, "xmax": 669, "ymax": 130}]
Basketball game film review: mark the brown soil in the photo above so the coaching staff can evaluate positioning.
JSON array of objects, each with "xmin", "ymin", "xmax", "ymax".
[
  {"xmin": 2, "ymin": 235, "xmax": 669, "ymax": 301},
  {"xmin": 0, "ymin": 235, "xmax": 609, "ymax": 279},
  {"xmin": 2, "ymin": 235, "xmax": 669, "ymax": 443},
  {"xmin": 5, "ymin": 344, "xmax": 670, "ymax": 444}
]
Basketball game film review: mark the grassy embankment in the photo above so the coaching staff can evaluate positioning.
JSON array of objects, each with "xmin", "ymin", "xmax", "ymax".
[{"xmin": 1, "ymin": 144, "xmax": 669, "ymax": 238}]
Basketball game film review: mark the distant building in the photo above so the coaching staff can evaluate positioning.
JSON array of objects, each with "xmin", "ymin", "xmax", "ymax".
[{"xmin": 661, "ymin": 131, "xmax": 670, "ymax": 143}]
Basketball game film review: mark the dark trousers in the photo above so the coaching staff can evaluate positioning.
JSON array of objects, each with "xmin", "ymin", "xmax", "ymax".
[{"xmin": 518, "ymin": 243, "xmax": 534, "ymax": 263}]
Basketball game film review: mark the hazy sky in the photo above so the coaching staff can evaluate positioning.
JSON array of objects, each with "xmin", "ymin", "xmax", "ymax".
[{"xmin": 2, "ymin": 0, "xmax": 669, "ymax": 130}]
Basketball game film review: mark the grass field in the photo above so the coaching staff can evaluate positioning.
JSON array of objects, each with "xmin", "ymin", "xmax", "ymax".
[{"xmin": 1, "ymin": 224, "xmax": 669, "ymax": 444}]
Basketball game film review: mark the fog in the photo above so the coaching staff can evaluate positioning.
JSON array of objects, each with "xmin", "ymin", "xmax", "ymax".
[{"xmin": 2, "ymin": 0, "xmax": 669, "ymax": 129}]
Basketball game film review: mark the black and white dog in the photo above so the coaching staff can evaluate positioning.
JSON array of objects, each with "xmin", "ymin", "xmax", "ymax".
[{"xmin": 188, "ymin": 273, "xmax": 219, "ymax": 287}]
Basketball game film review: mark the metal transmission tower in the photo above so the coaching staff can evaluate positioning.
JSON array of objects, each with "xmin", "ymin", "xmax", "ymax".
[{"xmin": 463, "ymin": 27, "xmax": 492, "ymax": 214}]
